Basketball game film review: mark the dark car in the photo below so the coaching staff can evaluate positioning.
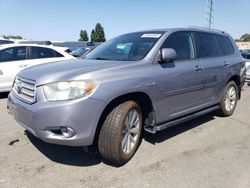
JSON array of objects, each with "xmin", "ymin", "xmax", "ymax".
[
  {"xmin": 0, "ymin": 39, "xmax": 14, "ymax": 45},
  {"xmin": 70, "ymin": 47, "xmax": 95, "ymax": 58}
]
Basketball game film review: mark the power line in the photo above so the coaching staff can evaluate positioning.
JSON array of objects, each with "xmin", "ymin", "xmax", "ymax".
[{"xmin": 205, "ymin": 0, "xmax": 214, "ymax": 29}]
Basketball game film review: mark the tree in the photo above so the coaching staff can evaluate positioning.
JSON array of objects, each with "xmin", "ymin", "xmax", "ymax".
[
  {"xmin": 240, "ymin": 33, "xmax": 250, "ymax": 42},
  {"xmin": 94, "ymin": 23, "xmax": 106, "ymax": 42},
  {"xmin": 81, "ymin": 23, "xmax": 106, "ymax": 42},
  {"xmin": 2, "ymin": 35, "xmax": 8, "ymax": 39},
  {"xmin": 90, "ymin": 29, "xmax": 96, "ymax": 42},
  {"xmin": 79, "ymin": 30, "xmax": 89, "ymax": 41}
]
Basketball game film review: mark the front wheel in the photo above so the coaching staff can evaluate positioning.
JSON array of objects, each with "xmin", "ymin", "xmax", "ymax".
[
  {"xmin": 218, "ymin": 81, "xmax": 238, "ymax": 117},
  {"xmin": 98, "ymin": 101, "xmax": 142, "ymax": 165}
]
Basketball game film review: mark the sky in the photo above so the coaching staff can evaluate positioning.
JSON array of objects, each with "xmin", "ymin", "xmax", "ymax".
[{"xmin": 0, "ymin": 0, "xmax": 249, "ymax": 41}]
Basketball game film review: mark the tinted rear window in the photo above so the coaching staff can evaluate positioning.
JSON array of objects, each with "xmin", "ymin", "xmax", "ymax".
[
  {"xmin": 216, "ymin": 35, "xmax": 235, "ymax": 55},
  {"xmin": 30, "ymin": 47, "xmax": 63, "ymax": 59},
  {"xmin": 195, "ymin": 32, "xmax": 220, "ymax": 58},
  {"xmin": 0, "ymin": 40, "xmax": 14, "ymax": 45},
  {"xmin": 242, "ymin": 53, "xmax": 250, "ymax": 60},
  {"xmin": 54, "ymin": 51, "xmax": 64, "ymax": 57}
]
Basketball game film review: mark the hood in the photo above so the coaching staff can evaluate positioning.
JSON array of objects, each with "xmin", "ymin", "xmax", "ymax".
[{"xmin": 18, "ymin": 59, "xmax": 123, "ymax": 86}]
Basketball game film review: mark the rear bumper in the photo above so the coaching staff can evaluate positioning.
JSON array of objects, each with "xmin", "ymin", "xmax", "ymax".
[{"xmin": 7, "ymin": 91, "xmax": 105, "ymax": 146}]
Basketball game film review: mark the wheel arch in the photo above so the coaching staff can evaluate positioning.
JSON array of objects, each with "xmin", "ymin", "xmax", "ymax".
[
  {"xmin": 227, "ymin": 75, "xmax": 241, "ymax": 99},
  {"xmin": 92, "ymin": 92, "xmax": 155, "ymax": 145}
]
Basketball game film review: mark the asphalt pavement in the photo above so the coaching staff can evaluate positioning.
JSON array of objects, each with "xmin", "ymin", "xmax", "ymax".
[{"xmin": 0, "ymin": 84, "xmax": 250, "ymax": 188}]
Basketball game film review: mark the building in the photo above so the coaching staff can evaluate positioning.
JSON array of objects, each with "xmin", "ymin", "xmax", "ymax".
[{"xmin": 236, "ymin": 42, "xmax": 250, "ymax": 50}]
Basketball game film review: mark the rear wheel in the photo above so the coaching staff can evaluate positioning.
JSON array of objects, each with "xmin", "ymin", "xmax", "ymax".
[
  {"xmin": 218, "ymin": 81, "xmax": 238, "ymax": 117},
  {"xmin": 98, "ymin": 101, "xmax": 142, "ymax": 165}
]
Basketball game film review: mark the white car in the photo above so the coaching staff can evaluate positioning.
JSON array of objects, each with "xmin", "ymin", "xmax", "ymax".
[
  {"xmin": 246, "ymin": 59, "xmax": 250, "ymax": 80},
  {"xmin": 0, "ymin": 44, "xmax": 75, "ymax": 92},
  {"xmin": 241, "ymin": 52, "xmax": 250, "ymax": 80}
]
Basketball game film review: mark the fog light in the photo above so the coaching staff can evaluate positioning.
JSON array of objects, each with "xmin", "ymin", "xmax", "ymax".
[{"xmin": 60, "ymin": 127, "xmax": 76, "ymax": 138}]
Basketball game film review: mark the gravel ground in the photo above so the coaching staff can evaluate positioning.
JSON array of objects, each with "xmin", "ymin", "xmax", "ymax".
[{"xmin": 0, "ymin": 84, "xmax": 250, "ymax": 188}]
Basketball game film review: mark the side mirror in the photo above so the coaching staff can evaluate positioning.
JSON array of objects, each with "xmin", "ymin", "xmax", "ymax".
[{"xmin": 160, "ymin": 48, "xmax": 177, "ymax": 62}]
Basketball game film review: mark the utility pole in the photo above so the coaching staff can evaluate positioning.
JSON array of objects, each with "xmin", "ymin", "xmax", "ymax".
[{"xmin": 205, "ymin": 0, "xmax": 214, "ymax": 29}]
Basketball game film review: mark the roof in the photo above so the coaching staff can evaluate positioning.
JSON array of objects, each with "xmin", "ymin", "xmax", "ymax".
[
  {"xmin": 0, "ymin": 43, "xmax": 69, "ymax": 51},
  {"xmin": 128, "ymin": 27, "xmax": 227, "ymax": 36}
]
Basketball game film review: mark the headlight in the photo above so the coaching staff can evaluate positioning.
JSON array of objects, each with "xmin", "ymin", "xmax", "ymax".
[{"xmin": 43, "ymin": 80, "xmax": 99, "ymax": 101}]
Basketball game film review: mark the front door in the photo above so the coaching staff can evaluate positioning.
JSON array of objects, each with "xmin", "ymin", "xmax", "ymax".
[{"xmin": 155, "ymin": 31, "xmax": 205, "ymax": 122}]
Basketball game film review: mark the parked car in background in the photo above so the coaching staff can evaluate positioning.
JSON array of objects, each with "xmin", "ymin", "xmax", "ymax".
[
  {"xmin": 244, "ymin": 49, "xmax": 250, "ymax": 54},
  {"xmin": 70, "ymin": 47, "xmax": 95, "ymax": 58},
  {"xmin": 0, "ymin": 44, "xmax": 75, "ymax": 92},
  {"xmin": 0, "ymin": 39, "xmax": 14, "ymax": 45},
  {"xmin": 52, "ymin": 41, "xmax": 84, "ymax": 52},
  {"xmin": 242, "ymin": 52, "xmax": 250, "ymax": 80},
  {"xmin": 18, "ymin": 40, "xmax": 52, "ymax": 46},
  {"xmin": 7, "ymin": 28, "xmax": 245, "ymax": 165},
  {"xmin": 53, "ymin": 41, "xmax": 101, "ymax": 54}
]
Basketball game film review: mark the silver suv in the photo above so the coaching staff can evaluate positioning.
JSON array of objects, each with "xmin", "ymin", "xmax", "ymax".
[{"xmin": 7, "ymin": 28, "xmax": 246, "ymax": 164}]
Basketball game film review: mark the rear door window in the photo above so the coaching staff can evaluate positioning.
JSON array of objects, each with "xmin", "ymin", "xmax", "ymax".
[
  {"xmin": 195, "ymin": 32, "xmax": 221, "ymax": 58},
  {"xmin": 161, "ymin": 32, "xmax": 196, "ymax": 60},
  {"xmin": 0, "ymin": 46, "xmax": 27, "ymax": 62},
  {"xmin": 216, "ymin": 35, "xmax": 235, "ymax": 55},
  {"xmin": 29, "ymin": 47, "xmax": 63, "ymax": 59}
]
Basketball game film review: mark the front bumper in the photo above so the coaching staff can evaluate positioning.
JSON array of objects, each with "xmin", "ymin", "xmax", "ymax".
[{"xmin": 7, "ymin": 90, "xmax": 105, "ymax": 146}]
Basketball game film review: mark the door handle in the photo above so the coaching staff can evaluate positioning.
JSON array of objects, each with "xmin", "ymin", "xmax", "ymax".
[
  {"xmin": 0, "ymin": 70, "xmax": 3, "ymax": 75},
  {"xmin": 194, "ymin": 65, "xmax": 203, "ymax": 72},
  {"xmin": 19, "ymin": 64, "xmax": 28, "ymax": 68},
  {"xmin": 224, "ymin": 62, "xmax": 230, "ymax": 67}
]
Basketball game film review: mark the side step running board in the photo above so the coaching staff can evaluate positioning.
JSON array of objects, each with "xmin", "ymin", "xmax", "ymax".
[{"xmin": 155, "ymin": 105, "xmax": 220, "ymax": 132}]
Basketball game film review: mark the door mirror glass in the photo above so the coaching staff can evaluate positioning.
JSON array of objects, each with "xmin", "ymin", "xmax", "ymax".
[{"xmin": 161, "ymin": 48, "xmax": 177, "ymax": 61}]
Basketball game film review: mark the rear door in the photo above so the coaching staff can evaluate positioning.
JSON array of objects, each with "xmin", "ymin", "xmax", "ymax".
[
  {"xmin": 0, "ymin": 46, "xmax": 28, "ymax": 91},
  {"xmin": 155, "ymin": 31, "xmax": 206, "ymax": 120},
  {"xmin": 194, "ymin": 32, "xmax": 226, "ymax": 105}
]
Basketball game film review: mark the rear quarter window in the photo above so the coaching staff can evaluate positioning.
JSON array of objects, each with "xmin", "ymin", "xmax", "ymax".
[
  {"xmin": 54, "ymin": 50, "xmax": 64, "ymax": 57},
  {"xmin": 30, "ymin": 47, "xmax": 63, "ymax": 59},
  {"xmin": 216, "ymin": 35, "xmax": 235, "ymax": 55}
]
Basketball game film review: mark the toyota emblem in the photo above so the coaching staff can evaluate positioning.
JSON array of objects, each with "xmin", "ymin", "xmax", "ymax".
[{"xmin": 16, "ymin": 81, "xmax": 22, "ymax": 94}]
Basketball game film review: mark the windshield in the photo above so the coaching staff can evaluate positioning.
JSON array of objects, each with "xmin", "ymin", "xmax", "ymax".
[
  {"xmin": 242, "ymin": 53, "xmax": 250, "ymax": 60},
  {"xmin": 246, "ymin": 54, "xmax": 250, "ymax": 60},
  {"xmin": 86, "ymin": 31, "xmax": 164, "ymax": 61}
]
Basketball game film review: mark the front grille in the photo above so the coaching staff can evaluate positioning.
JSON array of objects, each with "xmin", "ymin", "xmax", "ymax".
[{"xmin": 12, "ymin": 77, "xmax": 36, "ymax": 104}]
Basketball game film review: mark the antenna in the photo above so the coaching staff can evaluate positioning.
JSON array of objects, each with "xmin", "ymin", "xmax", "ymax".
[{"xmin": 205, "ymin": 0, "xmax": 214, "ymax": 29}]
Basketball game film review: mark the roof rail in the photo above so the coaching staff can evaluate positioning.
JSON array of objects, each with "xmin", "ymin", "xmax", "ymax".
[{"xmin": 187, "ymin": 26, "xmax": 226, "ymax": 34}]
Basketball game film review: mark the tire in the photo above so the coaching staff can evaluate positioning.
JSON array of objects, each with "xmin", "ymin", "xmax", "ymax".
[
  {"xmin": 98, "ymin": 100, "xmax": 142, "ymax": 165},
  {"xmin": 218, "ymin": 81, "xmax": 238, "ymax": 117}
]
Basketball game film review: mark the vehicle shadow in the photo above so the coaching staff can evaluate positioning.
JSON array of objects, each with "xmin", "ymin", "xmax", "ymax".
[
  {"xmin": 25, "ymin": 112, "xmax": 216, "ymax": 167},
  {"xmin": 25, "ymin": 131, "xmax": 102, "ymax": 167},
  {"xmin": 0, "ymin": 92, "xmax": 9, "ymax": 99},
  {"xmin": 143, "ymin": 112, "xmax": 216, "ymax": 144}
]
